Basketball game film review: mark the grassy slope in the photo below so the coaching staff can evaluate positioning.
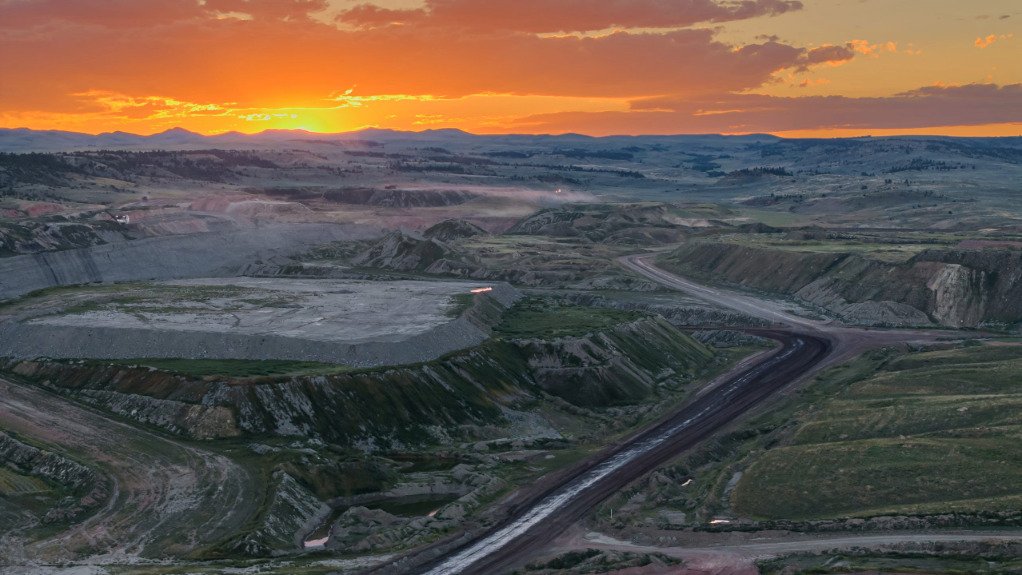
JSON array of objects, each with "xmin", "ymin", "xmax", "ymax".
[
  {"xmin": 101, "ymin": 358, "xmax": 352, "ymax": 378},
  {"xmin": 732, "ymin": 344, "xmax": 1022, "ymax": 520},
  {"xmin": 494, "ymin": 297, "xmax": 645, "ymax": 339},
  {"xmin": 758, "ymin": 545, "xmax": 1022, "ymax": 575}
]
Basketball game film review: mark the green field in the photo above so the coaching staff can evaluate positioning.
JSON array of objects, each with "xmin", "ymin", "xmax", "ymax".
[
  {"xmin": 710, "ymin": 230, "xmax": 957, "ymax": 263},
  {"xmin": 0, "ymin": 467, "xmax": 50, "ymax": 496},
  {"xmin": 494, "ymin": 297, "xmax": 645, "ymax": 339},
  {"xmin": 759, "ymin": 546, "xmax": 1022, "ymax": 575},
  {"xmin": 732, "ymin": 344, "xmax": 1022, "ymax": 520}
]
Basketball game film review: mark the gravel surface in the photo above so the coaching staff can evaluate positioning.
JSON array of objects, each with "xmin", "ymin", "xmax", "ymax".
[
  {"xmin": 0, "ymin": 278, "xmax": 521, "ymax": 367},
  {"xmin": 33, "ymin": 277, "xmax": 490, "ymax": 344}
]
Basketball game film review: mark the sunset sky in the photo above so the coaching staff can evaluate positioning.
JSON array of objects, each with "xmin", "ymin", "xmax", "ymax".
[{"xmin": 1, "ymin": 0, "xmax": 1020, "ymax": 136}]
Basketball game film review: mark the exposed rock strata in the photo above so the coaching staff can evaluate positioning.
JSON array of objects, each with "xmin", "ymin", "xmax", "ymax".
[
  {"xmin": 231, "ymin": 471, "xmax": 331, "ymax": 556},
  {"xmin": 0, "ymin": 432, "xmax": 109, "ymax": 523},
  {"xmin": 3, "ymin": 318, "xmax": 712, "ymax": 448},
  {"xmin": 659, "ymin": 242, "xmax": 1022, "ymax": 328}
]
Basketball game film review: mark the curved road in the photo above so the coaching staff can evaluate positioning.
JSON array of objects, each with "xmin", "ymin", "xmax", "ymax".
[
  {"xmin": 420, "ymin": 332, "xmax": 828, "ymax": 575},
  {"xmin": 619, "ymin": 254, "xmax": 823, "ymax": 329},
  {"xmin": 407, "ymin": 320, "xmax": 831, "ymax": 574},
  {"xmin": 400, "ymin": 254, "xmax": 958, "ymax": 574}
]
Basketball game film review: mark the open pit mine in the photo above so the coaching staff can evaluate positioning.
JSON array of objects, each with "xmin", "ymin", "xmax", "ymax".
[{"xmin": 2, "ymin": 130, "xmax": 1021, "ymax": 575}]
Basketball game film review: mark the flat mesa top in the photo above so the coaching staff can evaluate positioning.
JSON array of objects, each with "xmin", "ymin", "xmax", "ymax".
[{"xmin": 29, "ymin": 278, "xmax": 486, "ymax": 344}]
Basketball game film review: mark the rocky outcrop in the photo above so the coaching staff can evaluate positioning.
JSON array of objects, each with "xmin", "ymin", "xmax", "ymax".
[
  {"xmin": 325, "ymin": 464, "xmax": 506, "ymax": 553},
  {"xmin": 0, "ymin": 432, "xmax": 109, "ymax": 523},
  {"xmin": 659, "ymin": 242, "xmax": 1022, "ymax": 328},
  {"xmin": 506, "ymin": 203, "xmax": 691, "ymax": 245},
  {"xmin": 422, "ymin": 219, "xmax": 488, "ymax": 242},
  {"xmin": 0, "ymin": 220, "xmax": 126, "ymax": 257},
  {"xmin": 917, "ymin": 248, "xmax": 1022, "ymax": 326},
  {"xmin": 4, "ymin": 342, "xmax": 535, "ymax": 446},
  {"xmin": 350, "ymin": 230, "xmax": 457, "ymax": 271},
  {"xmin": 517, "ymin": 317, "xmax": 713, "ymax": 407},
  {"xmin": 76, "ymin": 389, "xmax": 240, "ymax": 439},
  {"xmin": 327, "ymin": 216, "xmax": 669, "ymax": 290},
  {"xmin": 231, "ymin": 471, "xmax": 330, "ymax": 556}
]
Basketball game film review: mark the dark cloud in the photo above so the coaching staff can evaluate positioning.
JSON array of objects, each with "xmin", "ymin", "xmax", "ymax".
[
  {"xmin": 804, "ymin": 44, "xmax": 855, "ymax": 64},
  {"xmin": 0, "ymin": 0, "xmax": 202, "ymax": 28},
  {"xmin": 338, "ymin": 0, "xmax": 803, "ymax": 33},
  {"xmin": 0, "ymin": 0, "xmax": 328, "ymax": 28},
  {"xmin": 514, "ymin": 84, "xmax": 1022, "ymax": 133},
  {"xmin": 794, "ymin": 44, "xmax": 855, "ymax": 71},
  {"xmin": 203, "ymin": 0, "xmax": 329, "ymax": 21}
]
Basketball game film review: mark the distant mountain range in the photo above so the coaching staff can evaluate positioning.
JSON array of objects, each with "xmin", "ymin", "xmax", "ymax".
[
  {"xmin": 1, "ymin": 126, "xmax": 1018, "ymax": 153},
  {"xmin": 0, "ymin": 126, "xmax": 455, "ymax": 152},
  {"xmin": 0, "ymin": 126, "xmax": 785, "ymax": 152}
]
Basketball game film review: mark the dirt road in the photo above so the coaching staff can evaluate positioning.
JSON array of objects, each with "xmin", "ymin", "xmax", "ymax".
[
  {"xmin": 620, "ymin": 253, "xmax": 957, "ymax": 364},
  {"xmin": 389, "ymin": 254, "xmax": 978, "ymax": 574},
  {"xmin": 392, "ymin": 329, "xmax": 831, "ymax": 575},
  {"xmin": 557, "ymin": 528, "xmax": 1022, "ymax": 575},
  {"xmin": 619, "ymin": 254, "xmax": 824, "ymax": 330},
  {"xmin": 0, "ymin": 377, "xmax": 257, "ymax": 562}
]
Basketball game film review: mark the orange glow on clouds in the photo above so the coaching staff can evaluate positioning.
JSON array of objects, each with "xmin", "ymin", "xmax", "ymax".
[
  {"xmin": 975, "ymin": 33, "xmax": 1013, "ymax": 48},
  {"xmin": 772, "ymin": 123, "xmax": 1022, "ymax": 139},
  {"xmin": 0, "ymin": 0, "xmax": 1019, "ymax": 137}
]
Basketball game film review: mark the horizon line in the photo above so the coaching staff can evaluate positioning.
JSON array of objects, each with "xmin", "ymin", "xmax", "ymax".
[{"xmin": 3, "ymin": 125, "xmax": 1021, "ymax": 141}]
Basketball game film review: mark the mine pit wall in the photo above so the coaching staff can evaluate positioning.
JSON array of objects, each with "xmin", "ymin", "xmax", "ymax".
[
  {"xmin": 0, "ymin": 283, "xmax": 522, "ymax": 368},
  {"xmin": 0, "ymin": 223, "xmax": 382, "ymax": 302},
  {"xmin": 659, "ymin": 242, "xmax": 1022, "ymax": 328}
]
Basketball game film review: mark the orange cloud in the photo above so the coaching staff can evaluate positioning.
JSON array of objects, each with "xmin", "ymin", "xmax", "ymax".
[
  {"xmin": 975, "ymin": 33, "xmax": 1012, "ymax": 48},
  {"xmin": 848, "ymin": 38, "xmax": 898, "ymax": 57},
  {"xmin": 0, "ymin": 18, "xmax": 811, "ymax": 107},
  {"xmin": 73, "ymin": 90, "xmax": 234, "ymax": 118},
  {"xmin": 0, "ymin": 0, "xmax": 1016, "ymax": 136}
]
